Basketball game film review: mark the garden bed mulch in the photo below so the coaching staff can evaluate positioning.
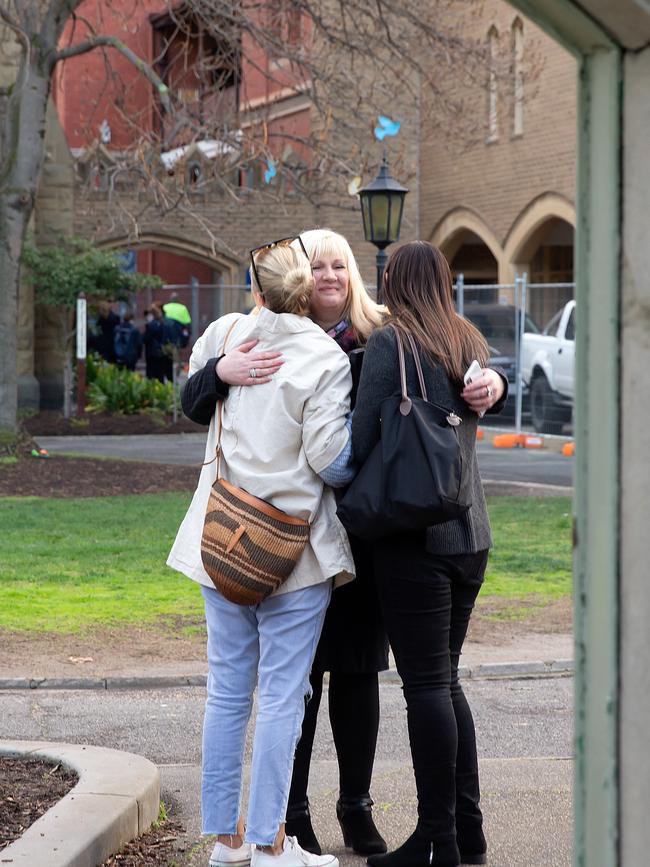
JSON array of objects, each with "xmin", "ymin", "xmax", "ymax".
[
  {"xmin": 0, "ymin": 754, "xmax": 186, "ymax": 865},
  {"xmin": 98, "ymin": 818, "xmax": 186, "ymax": 866},
  {"xmin": 0, "ymin": 757, "xmax": 77, "ymax": 850},
  {"xmin": 23, "ymin": 411, "xmax": 204, "ymax": 437},
  {"xmin": 0, "ymin": 455, "xmax": 198, "ymax": 498}
]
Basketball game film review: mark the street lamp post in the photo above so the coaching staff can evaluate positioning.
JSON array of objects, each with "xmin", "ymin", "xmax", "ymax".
[{"xmin": 359, "ymin": 153, "xmax": 409, "ymax": 302}]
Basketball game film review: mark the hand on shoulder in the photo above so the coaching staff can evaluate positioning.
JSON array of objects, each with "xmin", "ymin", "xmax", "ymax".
[{"xmin": 216, "ymin": 339, "xmax": 284, "ymax": 386}]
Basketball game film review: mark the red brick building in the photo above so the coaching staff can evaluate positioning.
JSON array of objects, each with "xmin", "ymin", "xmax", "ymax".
[{"xmin": 53, "ymin": 0, "xmax": 317, "ymax": 315}]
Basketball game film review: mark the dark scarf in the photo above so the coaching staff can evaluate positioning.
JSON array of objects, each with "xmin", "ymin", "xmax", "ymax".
[{"xmin": 326, "ymin": 318, "xmax": 359, "ymax": 355}]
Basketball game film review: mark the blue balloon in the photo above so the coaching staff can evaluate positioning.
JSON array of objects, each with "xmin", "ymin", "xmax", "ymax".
[
  {"xmin": 264, "ymin": 159, "xmax": 277, "ymax": 184},
  {"xmin": 374, "ymin": 115, "xmax": 401, "ymax": 140}
]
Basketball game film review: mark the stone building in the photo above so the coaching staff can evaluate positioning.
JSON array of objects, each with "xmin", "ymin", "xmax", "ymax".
[{"xmin": 421, "ymin": 0, "xmax": 576, "ymax": 327}]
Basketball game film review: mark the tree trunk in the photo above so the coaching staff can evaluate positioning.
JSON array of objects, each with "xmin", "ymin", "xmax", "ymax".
[
  {"xmin": 0, "ymin": 51, "xmax": 54, "ymax": 435},
  {"xmin": 62, "ymin": 320, "xmax": 75, "ymax": 420},
  {"xmin": 63, "ymin": 351, "xmax": 73, "ymax": 419}
]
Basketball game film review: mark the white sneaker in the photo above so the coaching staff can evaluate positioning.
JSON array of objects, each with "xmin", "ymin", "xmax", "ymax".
[
  {"xmin": 209, "ymin": 839, "xmax": 253, "ymax": 867},
  {"xmin": 251, "ymin": 835, "xmax": 338, "ymax": 867}
]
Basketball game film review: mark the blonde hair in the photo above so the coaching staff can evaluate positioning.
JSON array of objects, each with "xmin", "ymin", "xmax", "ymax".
[
  {"xmin": 299, "ymin": 228, "xmax": 386, "ymax": 343},
  {"xmin": 249, "ymin": 243, "xmax": 313, "ymax": 316}
]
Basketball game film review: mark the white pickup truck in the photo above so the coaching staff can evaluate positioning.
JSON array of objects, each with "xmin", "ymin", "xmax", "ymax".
[{"xmin": 522, "ymin": 300, "xmax": 575, "ymax": 434}]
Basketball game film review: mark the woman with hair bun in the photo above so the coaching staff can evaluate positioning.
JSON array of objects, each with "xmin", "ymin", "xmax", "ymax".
[{"xmin": 168, "ymin": 237, "xmax": 357, "ymax": 867}]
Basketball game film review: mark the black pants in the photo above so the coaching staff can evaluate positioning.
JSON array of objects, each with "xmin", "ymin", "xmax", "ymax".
[
  {"xmin": 373, "ymin": 535, "xmax": 488, "ymax": 846},
  {"xmin": 146, "ymin": 356, "xmax": 172, "ymax": 383},
  {"xmin": 288, "ymin": 669, "xmax": 380, "ymax": 805}
]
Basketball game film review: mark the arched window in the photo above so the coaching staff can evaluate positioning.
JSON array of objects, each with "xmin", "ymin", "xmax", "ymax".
[
  {"xmin": 487, "ymin": 26, "xmax": 499, "ymax": 143},
  {"xmin": 512, "ymin": 18, "xmax": 524, "ymax": 136},
  {"xmin": 187, "ymin": 161, "xmax": 203, "ymax": 187}
]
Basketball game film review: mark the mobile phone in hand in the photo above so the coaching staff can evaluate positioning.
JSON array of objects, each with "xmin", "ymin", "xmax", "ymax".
[
  {"xmin": 464, "ymin": 360, "xmax": 486, "ymax": 417},
  {"xmin": 464, "ymin": 360, "xmax": 483, "ymax": 386}
]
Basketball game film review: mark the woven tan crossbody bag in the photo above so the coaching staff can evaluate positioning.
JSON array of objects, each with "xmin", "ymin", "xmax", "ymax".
[{"xmin": 200, "ymin": 321, "xmax": 310, "ymax": 605}]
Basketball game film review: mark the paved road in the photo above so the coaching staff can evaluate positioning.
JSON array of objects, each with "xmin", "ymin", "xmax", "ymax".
[
  {"xmin": 37, "ymin": 433, "xmax": 574, "ymax": 489},
  {"xmin": 477, "ymin": 440, "xmax": 573, "ymax": 488},
  {"xmin": 1, "ymin": 676, "xmax": 573, "ymax": 865}
]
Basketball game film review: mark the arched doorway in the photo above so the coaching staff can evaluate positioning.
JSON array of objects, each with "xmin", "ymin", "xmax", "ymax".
[
  {"xmin": 133, "ymin": 248, "xmax": 246, "ymax": 337},
  {"xmin": 432, "ymin": 209, "xmax": 505, "ymax": 302},
  {"xmin": 99, "ymin": 232, "xmax": 246, "ymax": 340},
  {"xmin": 442, "ymin": 230, "xmax": 500, "ymax": 304},
  {"xmin": 516, "ymin": 216, "xmax": 574, "ymax": 326}
]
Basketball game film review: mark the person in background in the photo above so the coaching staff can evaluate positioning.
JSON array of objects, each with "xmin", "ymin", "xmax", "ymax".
[
  {"xmin": 113, "ymin": 310, "xmax": 143, "ymax": 371},
  {"xmin": 144, "ymin": 301, "xmax": 179, "ymax": 382},
  {"xmin": 164, "ymin": 291, "xmax": 192, "ymax": 349},
  {"xmin": 90, "ymin": 300, "xmax": 120, "ymax": 363},
  {"xmin": 353, "ymin": 241, "xmax": 503, "ymax": 867},
  {"xmin": 169, "ymin": 236, "xmax": 356, "ymax": 867}
]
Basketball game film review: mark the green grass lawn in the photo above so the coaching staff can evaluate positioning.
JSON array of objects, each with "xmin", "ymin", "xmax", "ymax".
[
  {"xmin": 483, "ymin": 496, "xmax": 572, "ymax": 598},
  {"xmin": 0, "ymin": 493, "xmax": 572, "ymax": 633}
]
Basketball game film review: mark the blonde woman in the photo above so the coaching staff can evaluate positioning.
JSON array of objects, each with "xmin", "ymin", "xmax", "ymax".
[
  {"xmin": 185, "ymin": 230, "xmax": 507, "ymax": 858},
  {"xmin": 168, "ymin": 237, "xmax": 356, "ymax": 867}
]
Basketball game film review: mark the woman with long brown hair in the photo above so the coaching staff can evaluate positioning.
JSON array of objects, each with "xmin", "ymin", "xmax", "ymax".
[{"xmin": 352, "ymin": 241, "xmax": 502, "ymax": 867}]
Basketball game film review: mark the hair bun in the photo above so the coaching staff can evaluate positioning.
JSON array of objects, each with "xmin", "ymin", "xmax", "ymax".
[{"xmin": 282, "ymin": 264, "xmax": 314, "ymax": 315}]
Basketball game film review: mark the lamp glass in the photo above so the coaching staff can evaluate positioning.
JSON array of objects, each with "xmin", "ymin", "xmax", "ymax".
[
  {"xmin": 361, "ymin": 195, "xmax": 372, "ymax": 242},
  {"xmin": 388, "ymin": 194, "xmax": 405, "ymax": 241},
  {"xmin": 369, "ymin": 193, "xmax": 390, "ymax": 243}
]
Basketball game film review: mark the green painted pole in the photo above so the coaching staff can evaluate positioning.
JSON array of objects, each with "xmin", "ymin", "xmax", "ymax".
[{"xmin": 504, "ymin": 3, "xmax": 622, "ymax": 865}]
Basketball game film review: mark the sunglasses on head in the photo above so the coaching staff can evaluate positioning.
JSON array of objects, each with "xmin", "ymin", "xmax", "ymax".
[{"xmin": 249, "ymin": 235, "xmax": 310, "ymax": 297}]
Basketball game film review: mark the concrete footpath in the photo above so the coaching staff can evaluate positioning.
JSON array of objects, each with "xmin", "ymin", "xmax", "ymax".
[{"xmin": 1, "ymin": 638, "xmax": 574, "ymax": 866}]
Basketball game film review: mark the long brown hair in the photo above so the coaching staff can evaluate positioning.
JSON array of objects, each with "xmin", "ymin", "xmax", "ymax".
[{"xmin": 383, "ymin": 241, "xmax": 489, "ymax": 383}]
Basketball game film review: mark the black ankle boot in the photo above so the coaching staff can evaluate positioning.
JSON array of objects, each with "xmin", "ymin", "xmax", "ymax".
[
  {"xmin": 457, "ymin": 825, "xmax": 487, "ymax": 864},
  {"xmin": 285, "ymin": 800, "xmax": 321, "ymax": 855},
  {"xmin": 366, "ymin": 828, "xmax": 460, "ymax": 867},
  {"xmin": 336, "ymin": 794, "xmax": 387, "ymax": 856}
]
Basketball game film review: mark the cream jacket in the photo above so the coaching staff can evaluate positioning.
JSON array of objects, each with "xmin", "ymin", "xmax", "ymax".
[{"xmin": 167, "ymin": 308, "xmax": 355, "ymax": 594}]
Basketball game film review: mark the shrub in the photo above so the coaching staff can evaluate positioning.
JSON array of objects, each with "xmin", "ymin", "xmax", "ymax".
[
  {"xmin": 86, "ymin": 360, "xmax": 179, "ymax": 415},
  {"xmin": 85, "ymin": 351, "xmax": 104, "ymax": 386}
]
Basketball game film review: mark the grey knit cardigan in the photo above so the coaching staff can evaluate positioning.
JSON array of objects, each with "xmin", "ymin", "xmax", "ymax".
[{"xmin": 351, "ymin": 325, "xmax": 499, "ymax": 555}]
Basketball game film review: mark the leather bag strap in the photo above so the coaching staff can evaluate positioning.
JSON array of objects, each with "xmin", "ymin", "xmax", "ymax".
[
  {"xmin": 393, "ymin": 325, "xmax": 408, "ymax": 401},
  {"xmin": 404, "ymin": 331, "xmax": 428, "ymax": 401},
  {"xmin": 391, "ymin": 324, "xmax": 412, "ymax": 416},
  {"xmin": 390, "ymin": 324, "xmax": 428, "ymax": 412},
  {"xmin": 203, "ymin": 318, "xmax": 241, "ymax": 474}
]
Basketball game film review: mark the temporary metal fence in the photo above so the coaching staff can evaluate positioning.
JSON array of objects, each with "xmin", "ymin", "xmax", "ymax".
[
  {"xmin": 144, "ymin": 275, "xmax": 575, "ymax": 436},
  {"xmin": 453, "ymin": 274, "xmax": 576, "ymax": 435},
  {"xmin": 143, "ymin": 281, "xmax": 252, "ymax": 345}
]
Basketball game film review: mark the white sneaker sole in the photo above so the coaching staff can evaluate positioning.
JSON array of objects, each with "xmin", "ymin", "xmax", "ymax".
[{"xmin": 210, "ymin": 860, "xmax": 251, "ymax": 867}]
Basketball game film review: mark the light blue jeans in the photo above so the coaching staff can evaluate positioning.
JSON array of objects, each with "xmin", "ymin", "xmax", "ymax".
[{"xmin": 201, "ymin": 581, "xmax": 331, "ymax": 845}]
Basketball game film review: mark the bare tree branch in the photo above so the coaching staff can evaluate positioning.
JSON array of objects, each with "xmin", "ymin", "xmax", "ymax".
[
  {"xmin": 53, "ymin": 35, "xmax": 172, "ymax": 114},
  {"xmin": 0, "ymin": 5, "xmax": 22, "ymax": 34}
]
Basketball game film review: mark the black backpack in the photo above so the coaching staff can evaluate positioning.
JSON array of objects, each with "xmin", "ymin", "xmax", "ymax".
[{"xmin": 114, "ymin": 323, "xmax": 139, "ymax": 365}]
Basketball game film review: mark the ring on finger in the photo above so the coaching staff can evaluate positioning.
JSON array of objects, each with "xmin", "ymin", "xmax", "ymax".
[
  {"xmin": 249, "ymin": 368, "xmax": 257, "ymax": 379},
  {"xmin": 486, "ymin": 385, "xmax": 494, "ymax": 398}
]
